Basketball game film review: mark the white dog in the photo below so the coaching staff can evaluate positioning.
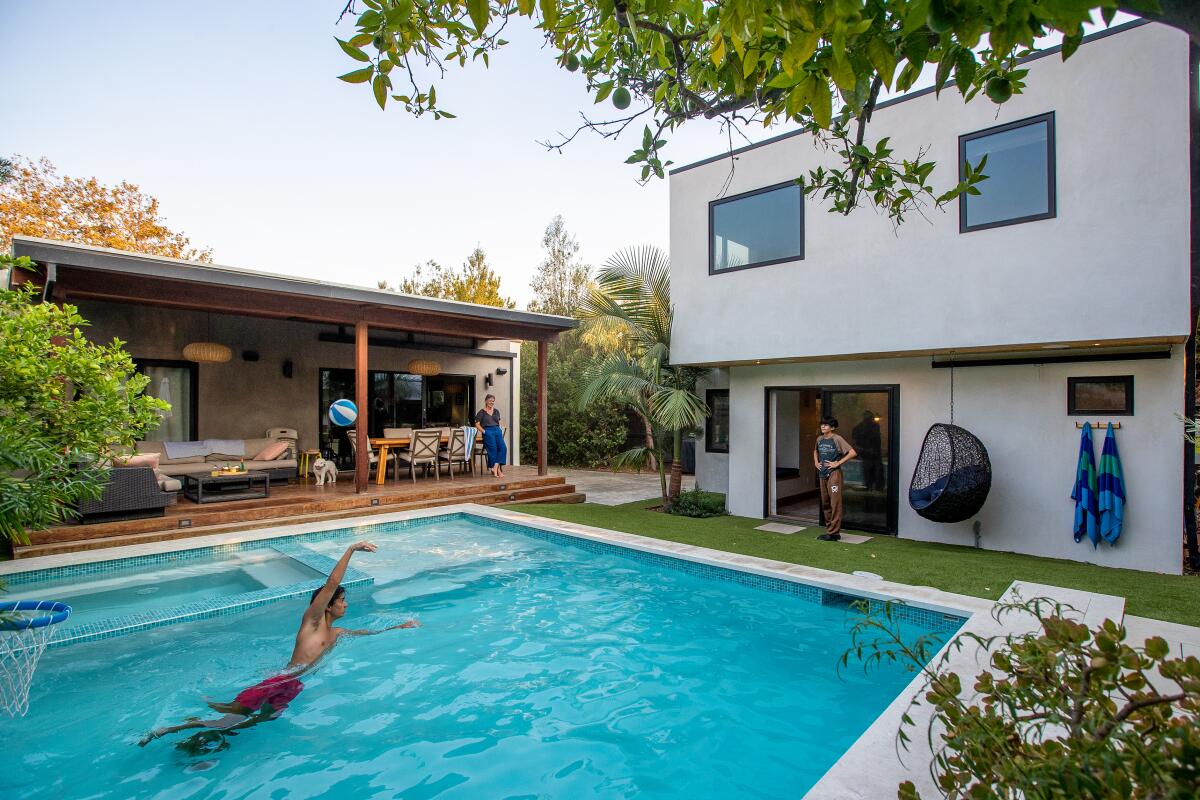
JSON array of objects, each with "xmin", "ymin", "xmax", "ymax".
[{"xmin": 312, "ymin": 457, "xmax": 338, "ymax": 486}]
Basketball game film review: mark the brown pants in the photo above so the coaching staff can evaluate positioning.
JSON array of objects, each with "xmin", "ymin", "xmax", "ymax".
[{"xmin": 819, "ymin": 469, "xmax": 844, "ymax": 535}]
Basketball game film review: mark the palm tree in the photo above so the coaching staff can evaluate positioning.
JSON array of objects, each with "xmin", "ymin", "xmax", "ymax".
[{"xmin": 577, "ymin": 246, "xmax": 709, "ymax": 504}]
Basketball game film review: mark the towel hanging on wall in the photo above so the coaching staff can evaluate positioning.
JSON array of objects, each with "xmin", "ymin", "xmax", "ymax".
[
  {"xmin": 1071, "ymin": 422, "xmax": 1100, "ymax": 547},
  {"xmin": 1097, "ymin": 422, "xmax": 1126, "ymax": 546}
]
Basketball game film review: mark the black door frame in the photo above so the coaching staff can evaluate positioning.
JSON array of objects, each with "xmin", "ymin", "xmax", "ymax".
[
  {"xmin": 134, "ymin": 358, "xmax": 199, "ymax": 441},
  {"xmin": 762, "ymin": 384, "xmax": 900, "ymax": 534}
]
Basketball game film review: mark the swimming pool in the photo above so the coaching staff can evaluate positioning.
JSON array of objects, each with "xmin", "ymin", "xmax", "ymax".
[{"xmin": 4, "ymin": 514, "xmax": 959, "ymax": 799}]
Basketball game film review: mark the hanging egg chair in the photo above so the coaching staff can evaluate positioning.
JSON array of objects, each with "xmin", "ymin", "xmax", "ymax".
[{"xmin": 908, "ymin": 423, "xmax": 992, "ymax": 523}]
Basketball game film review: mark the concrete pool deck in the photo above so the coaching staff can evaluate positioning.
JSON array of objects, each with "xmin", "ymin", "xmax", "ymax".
[{"xmin": 4, "ymin": 503, "xmax": 1196, "ymax": 798}]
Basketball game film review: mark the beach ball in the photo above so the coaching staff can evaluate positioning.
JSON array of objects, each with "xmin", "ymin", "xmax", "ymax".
[{"xmin": 328, "ymin": 399, "xmax": 358, "ymax": 427}]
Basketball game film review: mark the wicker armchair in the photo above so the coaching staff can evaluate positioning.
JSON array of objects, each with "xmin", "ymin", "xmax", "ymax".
[{"xmin": 76, "ymin": 466, "xmax": 176, "ymax": 524}]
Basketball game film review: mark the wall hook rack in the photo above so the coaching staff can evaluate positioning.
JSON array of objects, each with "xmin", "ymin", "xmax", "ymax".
[{"xmin": 1074, "ymin": 421, "xmax": 1122, "ymax": 430}]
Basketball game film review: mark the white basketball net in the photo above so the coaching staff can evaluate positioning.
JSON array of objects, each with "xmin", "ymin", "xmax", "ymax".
[{"xmin": 0, "ymin": 608, "xmax": 62, "ymax": 718}]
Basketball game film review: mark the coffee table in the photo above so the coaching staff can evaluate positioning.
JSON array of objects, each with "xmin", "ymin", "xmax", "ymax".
[{"xmin": 183, "ymin": 471, "xmax": 270, "ymax": 504}]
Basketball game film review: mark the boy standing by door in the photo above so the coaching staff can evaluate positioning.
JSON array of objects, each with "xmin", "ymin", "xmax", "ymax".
[{"xmin": 814, "ymin": 417, "xmax": 857, "ymax": 541}]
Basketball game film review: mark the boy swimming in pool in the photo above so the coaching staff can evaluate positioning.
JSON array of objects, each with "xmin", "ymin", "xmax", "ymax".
[{"xmin": 139, "ymin": 541, "xmax": 418, "ymax": 750}]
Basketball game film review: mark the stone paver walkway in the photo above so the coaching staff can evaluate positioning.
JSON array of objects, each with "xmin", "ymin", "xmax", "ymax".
[{"xmin": 555, "ymin": 468, "xmax": 695, "ymax": 505}]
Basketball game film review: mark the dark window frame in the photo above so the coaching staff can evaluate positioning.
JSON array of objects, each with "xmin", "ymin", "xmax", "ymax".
[
  {"xmin": 1067, "ymin": 375, "xmax": 1134, "ymax": 416},
  {"xmin": 708, "ymin": 180, "xmax": 805, "ymax": 274},
  {"xmin": 705, "ymin": 389, "xmax": 730, "ymax": 453},
  {"xmin": 959, "ymin": 111, "xmax": 1057, "ymax": 233},
  {"xmin": 133, "ymin": 358, "xmax": 199, "ymax": 441}
]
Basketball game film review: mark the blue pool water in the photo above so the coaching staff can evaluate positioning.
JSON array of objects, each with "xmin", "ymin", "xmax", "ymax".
[{"xmin": 4, "ymin": 517, "xmax": 950, "ymax": 799}]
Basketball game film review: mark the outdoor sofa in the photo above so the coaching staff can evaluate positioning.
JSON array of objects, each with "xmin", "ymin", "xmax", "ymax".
[{"xmin": 134, "ymin": 437, "xmax": 298, "ymax": 485}]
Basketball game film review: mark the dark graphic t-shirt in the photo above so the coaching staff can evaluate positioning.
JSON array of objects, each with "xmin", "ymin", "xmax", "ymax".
[{"xmin": 815, "ymin": 434, "xmax": 852, "ymax": 478}]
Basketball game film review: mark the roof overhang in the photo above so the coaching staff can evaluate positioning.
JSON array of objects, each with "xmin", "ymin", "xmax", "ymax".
[
  {"xmin": 678, "ymin": 339, "xmax": 1183, "ymax": 369},
  {"xmin": 10, "ymin": 237, "xmax": 576, "ymax": 342}
]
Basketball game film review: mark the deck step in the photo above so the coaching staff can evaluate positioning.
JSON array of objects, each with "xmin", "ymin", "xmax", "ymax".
[
  {"xmin": 507, "ymin": 492, "xmax": 587, "ymax": 505},
  {"xmin": 28, "ymin": 475, "xmax": 569, "ymax": 545},
  {"xmin": 14, "ymin": 483, "xmax": 581, "ymax": 559}
]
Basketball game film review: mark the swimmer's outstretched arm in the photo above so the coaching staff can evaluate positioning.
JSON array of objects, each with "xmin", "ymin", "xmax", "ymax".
[{"xmin": 336, "ymin": 620, "xmax": 421, "ymax": 637}]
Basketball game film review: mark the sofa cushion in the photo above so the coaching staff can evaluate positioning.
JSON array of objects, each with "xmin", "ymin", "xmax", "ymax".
[
  {"xmin": 154, "ymin": 470, "xmax": 183, "ymax": 492},
  {"xmin": 244, "ymin": 459, "xmax": 297, "ymax": 472},
  {"xmin": 205, "ymin": 453, "xmax": 245, "ymax": 463},
  {"xmin": 136, "ymin": 440, "xmax": 207, "ymax": 465},
  {"xmin": 253, "ymin": 441, "xmax": 290, "ymax": 461}
]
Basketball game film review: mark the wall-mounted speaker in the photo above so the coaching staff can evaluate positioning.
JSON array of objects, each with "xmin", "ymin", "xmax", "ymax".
[
  {"xmin": 242, "ymin": 350, "xmax": 260, "ymax": 362},
  {"xmin": 282, "ymin": 359, "xmax": 294, "ymax": 379}
]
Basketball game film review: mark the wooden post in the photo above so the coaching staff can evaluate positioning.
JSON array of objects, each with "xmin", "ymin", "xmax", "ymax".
[
  {"xmin": 355, "ymin": 320, "xmax": 369, "ymax": 493},
  {"xmin": 537, "ymin": 339, "xmax": 548, "ymax": 476}
]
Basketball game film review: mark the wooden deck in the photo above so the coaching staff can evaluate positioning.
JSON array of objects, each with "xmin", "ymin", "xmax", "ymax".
[{"xmin": 18, "ymin": 466, "xmax": 583, "ymax": 559}]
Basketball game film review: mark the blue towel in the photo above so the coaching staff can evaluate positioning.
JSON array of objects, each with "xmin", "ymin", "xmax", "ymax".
[
  {"xmin": 1097, "ymin": 423, "xmax": 1126, "ymax": 546},
  {"xmin": 1071, "ymin": 423, "xmax": 1100, "ymax": 546}
]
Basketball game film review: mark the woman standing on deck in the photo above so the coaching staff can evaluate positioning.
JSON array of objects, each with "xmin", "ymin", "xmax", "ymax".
[{"xmin": 475, "ymin": 394, "xmax": 506, "ymax": 478}]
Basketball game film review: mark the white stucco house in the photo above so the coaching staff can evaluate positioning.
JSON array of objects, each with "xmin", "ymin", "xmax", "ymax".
[{"xmin": 672, "ymin": 21, "xmax": 1195, "ymax": 574}]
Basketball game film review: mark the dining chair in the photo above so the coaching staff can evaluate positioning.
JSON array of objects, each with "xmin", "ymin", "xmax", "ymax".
[
  {"xmin": 397, "ymin": 429, "xmax": 441, "ymax": 482},
  {"xmin": 438, "ymin": 428, "xmax": 470, "ymax": 478}
]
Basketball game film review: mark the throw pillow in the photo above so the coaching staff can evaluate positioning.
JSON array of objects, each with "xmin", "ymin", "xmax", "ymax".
[
  {"xmin": 253, "ymin": 440, "xmax": 290, "ymax": 461},
  {"xmin": 116, "ymin": 453, "xmax": 161, "ymax": 469}
]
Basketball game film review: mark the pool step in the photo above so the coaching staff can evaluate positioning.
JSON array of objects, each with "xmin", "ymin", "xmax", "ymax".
[{"xmin": 16, "ymin": 480, "xmax": 583, "ymax": 559}]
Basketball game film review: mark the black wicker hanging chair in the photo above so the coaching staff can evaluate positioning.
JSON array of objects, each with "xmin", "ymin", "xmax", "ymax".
[{"xmin": 908, "ymin": 423, "xmax": 993, "ymax": 523}]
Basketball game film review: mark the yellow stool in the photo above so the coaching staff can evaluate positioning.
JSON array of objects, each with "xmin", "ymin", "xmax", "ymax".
[{"xmin": 299, "ymin": 449, "xmax": 321, "ymax": 481}]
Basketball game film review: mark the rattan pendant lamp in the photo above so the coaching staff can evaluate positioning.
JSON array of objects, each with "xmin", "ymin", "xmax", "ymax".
[{"xmin": 183, "ymin": 311, "xmax": 231, "ymax": 364}]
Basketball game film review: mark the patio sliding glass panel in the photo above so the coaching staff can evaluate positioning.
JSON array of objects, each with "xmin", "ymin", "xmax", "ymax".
[
  {"xmin": 424, "ymin": 376, "xmax": 473, "ymax": 427},
  {"xmin": 136, "ymin": 361, "xmax": 196, "ymax": 442},
  {"xmin": 823, "ymin": 390, "xmax": 893, "ymax": 532}
]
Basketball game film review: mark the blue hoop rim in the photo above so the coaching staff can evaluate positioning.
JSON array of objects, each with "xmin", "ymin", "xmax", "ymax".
[{"xmin": 0, "ymin": 601, "xmax": 72, "ymax": 631}]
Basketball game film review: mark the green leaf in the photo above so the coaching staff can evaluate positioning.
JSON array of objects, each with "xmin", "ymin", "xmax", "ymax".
[
  {"xmin": 467, "ymin": 0, "xmax": 490, "ymax": 35},
  {"xmin": 516, "ymin": 0, "xmax": 534, "ymax": 14},
  {"xmin": 372, "ymin": 74, "xmax": 387, "ymax": 109},
  {"xmin": 808, "ymin": 75, "xmax": 832, "ymax": 129},
  {"xmin": 349, "ymin": 33, "xmax": 373, "ymax": 47},
  {"xmin": 710, "ymin": 35, "xmax": 725, "ymax": 67},
  {"xmin": 339, "ymin": 67, "xmax": 374, "ymax": 84},
  {"xmin": 594, "ymin": 80, "xmax": 614, "ymax": 103},
  {"xmin": 866, "ymin": 36, "xmax": 897, "ymax": 89},
  {"xmin": 336, "ymin": 37, "xmax": 371, "ymax": 63},
  {"xmin": 540, "ymin": 0, "xmax": 559, "ymax": 29}
]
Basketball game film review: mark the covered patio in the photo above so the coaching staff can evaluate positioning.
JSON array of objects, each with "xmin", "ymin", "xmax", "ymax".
[{"xmin": 10, "ymin": 237, "xmax": 582, "ymax": 556}]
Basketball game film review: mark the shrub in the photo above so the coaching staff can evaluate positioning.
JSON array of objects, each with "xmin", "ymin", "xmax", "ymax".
[
  {"xmin": 844, "ymin": 597, "xmax": 1200, "ymax": 799},
  {"xmin": 665, "ymin": 489, "xmax": 726, "ymax": 518},
  {"xmin": 0, "ymin": 256, "xmax": 167, "ymax": 543}
]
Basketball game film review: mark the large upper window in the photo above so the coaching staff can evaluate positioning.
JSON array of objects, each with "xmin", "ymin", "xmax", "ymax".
[
  {"xmin": 959, "ymin": 112, "xmax": 1056, "ymax": 232},
  {"xmin": 709, "ymin": 182, "xmax": 803, "ymax": 273}
]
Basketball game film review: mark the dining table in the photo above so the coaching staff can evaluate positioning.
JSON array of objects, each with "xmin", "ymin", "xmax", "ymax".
[{"xmin": 368, "ymin": 435, "xmax": 449, "ymax": 485}]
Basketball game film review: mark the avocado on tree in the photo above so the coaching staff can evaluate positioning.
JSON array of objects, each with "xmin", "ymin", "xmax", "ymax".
[{"xmin": 334, "ymin": 0, "xmax": 1197, "ymax": 223}]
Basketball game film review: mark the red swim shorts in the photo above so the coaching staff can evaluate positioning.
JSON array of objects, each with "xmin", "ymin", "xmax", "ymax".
[{"xmin": 233, "ymin": 674, "xmax": 304, "ymax": 713}]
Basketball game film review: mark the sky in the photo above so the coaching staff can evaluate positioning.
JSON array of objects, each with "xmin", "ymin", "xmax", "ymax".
[{"xmin": 2, "ymin": 2, "xmax": 1133, "ymax": 308}]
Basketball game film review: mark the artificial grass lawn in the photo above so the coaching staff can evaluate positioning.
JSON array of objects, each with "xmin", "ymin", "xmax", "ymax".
[{"xmin": 504, "ymin": 499, "xmax": 1200, "ymax": 627}]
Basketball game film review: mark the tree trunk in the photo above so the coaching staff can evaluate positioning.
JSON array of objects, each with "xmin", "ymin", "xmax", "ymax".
[
  {"xmin": 640, "ymin": 412, "xmax": 658, "ymax": 471},
  {"xmin": 668, "ymin": 428, "xmax": 683, "ymax": 503}
]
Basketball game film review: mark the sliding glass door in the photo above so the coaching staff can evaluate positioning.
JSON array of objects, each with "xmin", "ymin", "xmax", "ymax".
[
  {"xmin": 823, "ymin": 388, "xmax": 896, "ymax": 533},
  {"xmin": 766, "ymin": 385, "xmax": 898, "ymax": 533},
  {"xmin": 319, "ymin": 369, "xmax": 475, "ymax": 467}
]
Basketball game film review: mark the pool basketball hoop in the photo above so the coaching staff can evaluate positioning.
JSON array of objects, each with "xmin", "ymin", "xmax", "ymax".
[{"xmin": 0, "ymin": 600, "xmax": 71, "ymax": 718}]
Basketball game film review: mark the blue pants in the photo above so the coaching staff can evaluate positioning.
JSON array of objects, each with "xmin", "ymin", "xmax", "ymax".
[{"xmin": 482, "ymin": 426, "xmax": 507, "ymax": 469}]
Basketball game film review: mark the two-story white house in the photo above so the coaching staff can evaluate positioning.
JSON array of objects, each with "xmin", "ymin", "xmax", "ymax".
[{"xmin": 671, "ymin": 21, "xmax": 1194, "ymax": 575}]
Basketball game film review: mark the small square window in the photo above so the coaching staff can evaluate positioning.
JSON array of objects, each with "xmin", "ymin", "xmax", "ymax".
[
  {"xmin": 960, "ymin": 112, "xmax": 1056, "ymax": 232},
  {"xmin": 1067, "ymin": 376, "xmax": 1133, "ymax": 416},
  {"xmin": 709, "ymin": 182, "xmax": 804, "ymax": 273},
  {"xmin": 705, "ymin": 389, "xmax": 730, "ymax": 453}
]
